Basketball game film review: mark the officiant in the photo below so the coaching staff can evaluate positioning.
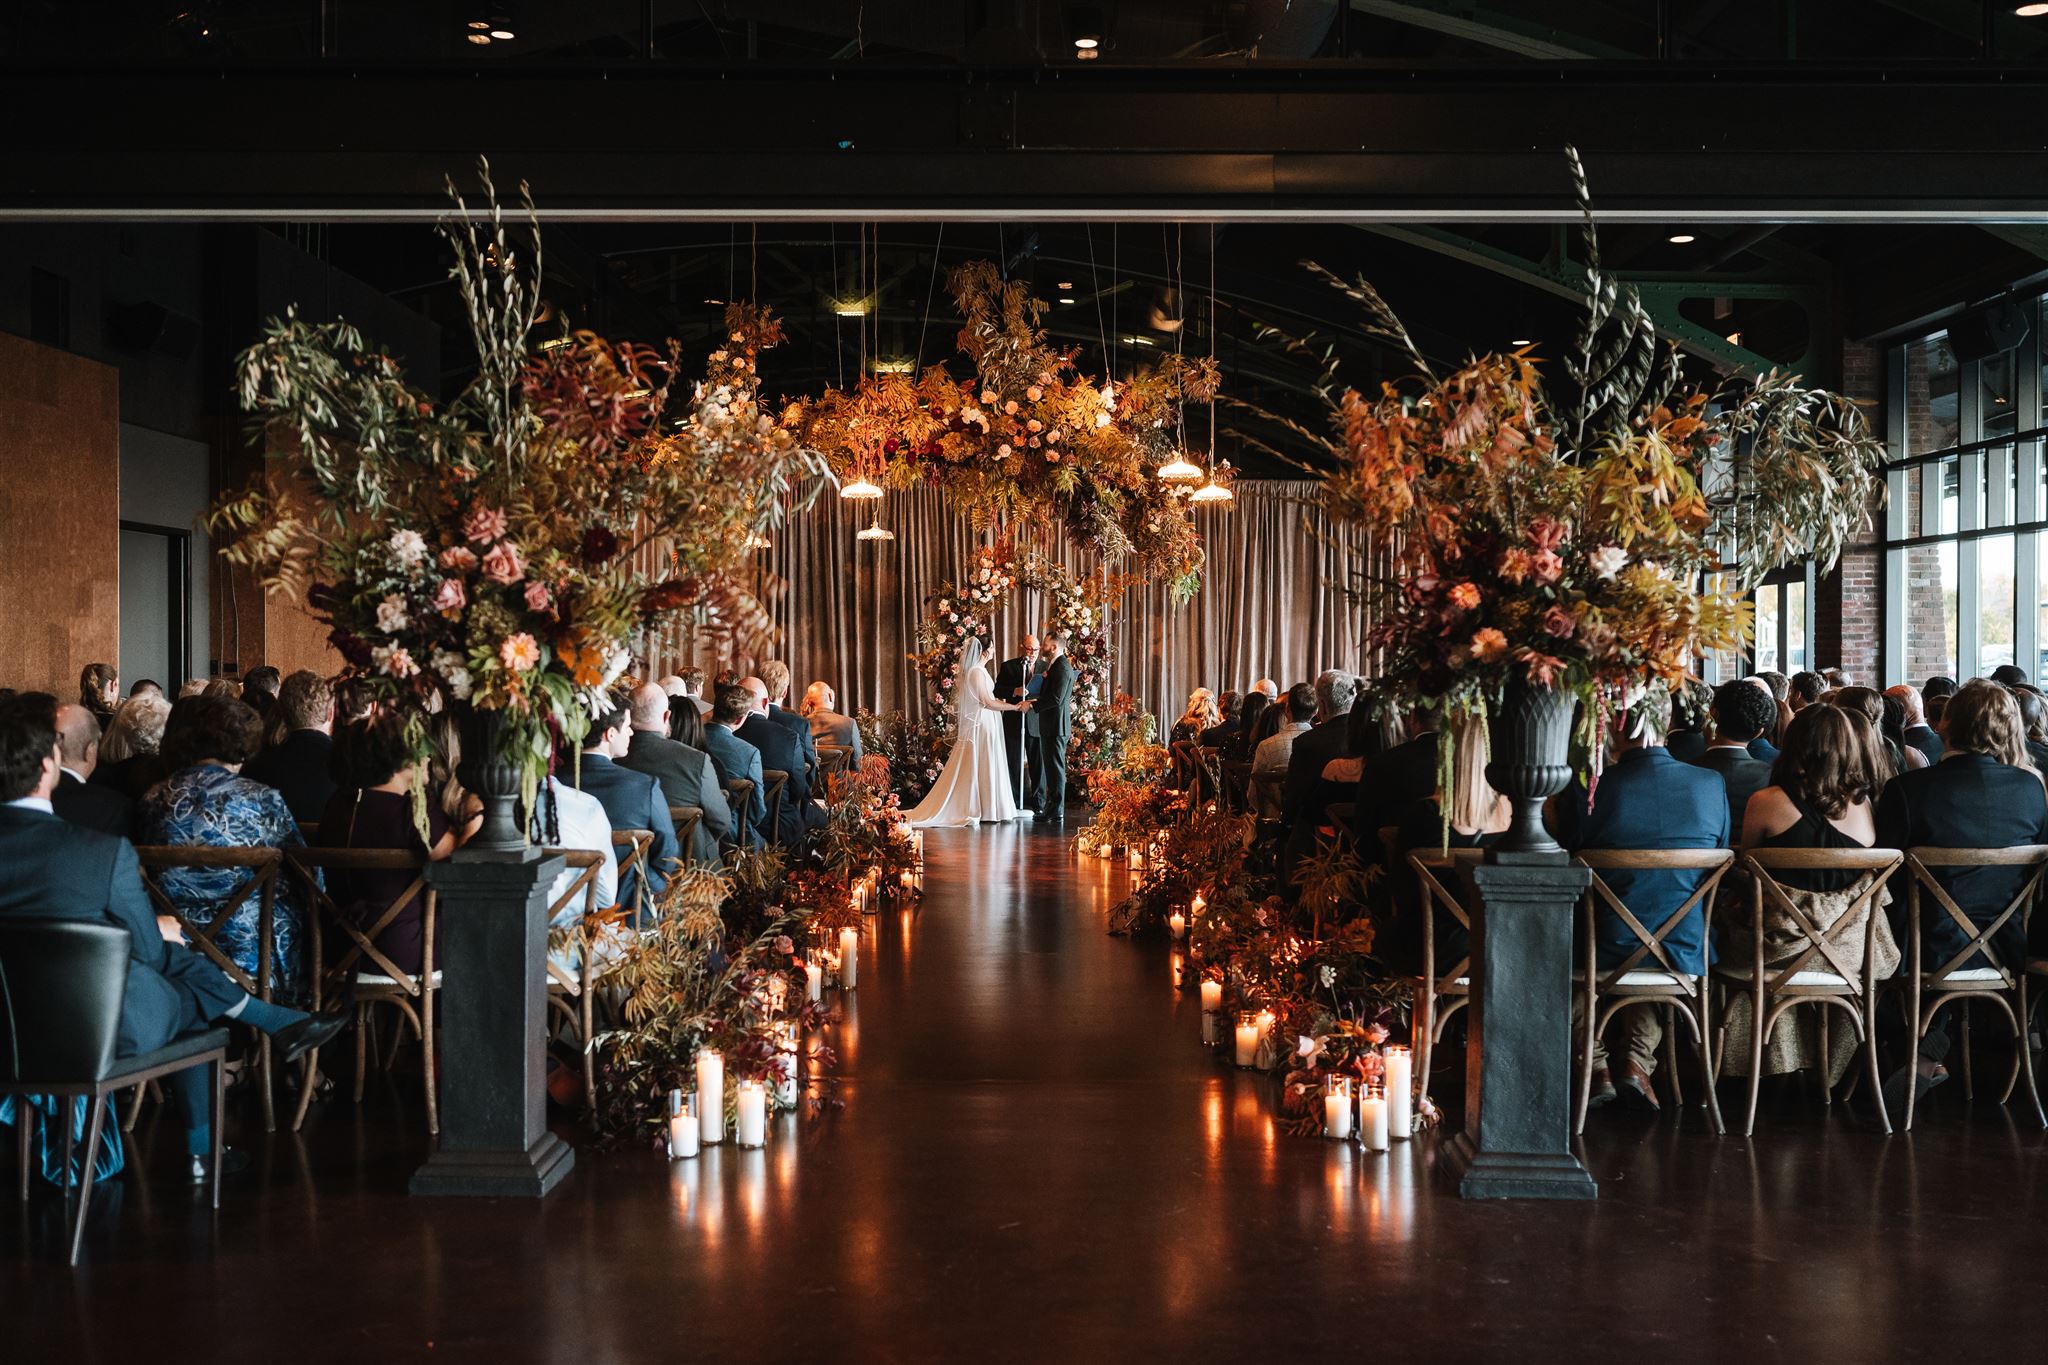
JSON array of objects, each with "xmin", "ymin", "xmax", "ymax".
[{"xmin": 995, "ymin": 632, "xmax": 1046, "ymax": 814}]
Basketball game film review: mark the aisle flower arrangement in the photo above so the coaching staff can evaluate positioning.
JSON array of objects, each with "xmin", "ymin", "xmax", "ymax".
[
  {"xmin": 798, "ymin": 262, "xmax": 1221, "ymax": 596},
  {"xmin": 854, "ymin": 708, "xmax": 955, "ymax": 804}
]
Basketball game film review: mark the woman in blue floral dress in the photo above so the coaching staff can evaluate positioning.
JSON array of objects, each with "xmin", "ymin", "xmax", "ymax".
[{"xmin": 139, "ymin": 695, "xmax": 309, "ymax": 1002}]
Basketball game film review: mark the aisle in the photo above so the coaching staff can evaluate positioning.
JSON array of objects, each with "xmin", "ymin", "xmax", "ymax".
[{"xmin": 12, "ymin": 823, "xmax": 2048, "ymax": 1363}]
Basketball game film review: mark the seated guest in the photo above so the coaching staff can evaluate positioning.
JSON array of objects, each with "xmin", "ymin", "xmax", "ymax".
[
  {"xmin": 1727, "ymin": 704, "xmax": 1898, "ymax": 1086},
  {"xmin": 178, "ymin": 678, "xmax": 210, "ymax": 699},
  {"xmin": 757, "ymin": 661, "xmax": 821, "ymax": 780},
  {"xmin": 1251, "ymin": 683, "xmax": 1315, "ymax": 822},
  {"xmin": 201, "ymin": 677, "xmax": 241, "ymax": 702},
  {"xmin": 0, "ymin": 694, "xmax": 342, "ymax": 1179},
  {"xmin": 576, "ymin": 697, "xmax": 687, "ymax": 903},
  {"xmin": 1352, "ymin": 701, "xmax": 1441, "ymax": 840},
  {"xmin": 801, "ymin": 680, "xmax": 863, "ymax": 764},
  {"xmin": 1200, "ymin": 691, "xmax": 1243, "ymax": 749},
  {"xmin": 1926, "ymin": 692, "xmax": 1950, "ymax": 730},
  {"xmin": 1992, "ymin": 663, "xmax": 2030, "ymax": 688},
  {"xmin": 1227, "ymin": 691, "xmax": 1272, "ymax": 765},
  {"xmin": 1923, "ymin": 674, "xmax": 1958, "ymax": 706},
  {"xmin": 94, "ymin": 693, "xmax": 171, "ymax": 801},
  {"xmin": 129, "ymin": 679, "xmax": 164, "ymax": 701},
  {"xmin": 1835, "ymin": 686, "xmax": 1907, "ymax": 779},
  {"xmin": 662, "ymin": 666, "xmax": 713, "ymax": 721},
  {"xmin": 1383, "ymin": 719, "xmax": 1508, "ymax": 973},
  {"xmin": 1663, "ymin": 681, "xmax": 1711, "ymax": 763},
  {"xmin": 50, "ymin": 702, "xmax": 132, "ymax": 836},
  {"xmin": 1280, "ymin": 671, "xmax": 1358, "ymax": 836},
  {"xmin": 241, "ymin": 665, "xmax": 282, "ymax": 724},
  {"xmin": 1249, "ymin": 678, "xmax": 1278, "ymax": 702},
  {"xmin": 1879, "ymin": 689, "xmax": 1930, "ymax": 772},
  {"xmin": 423, "ymin": 711, "xmax": 486, "ymax": 848},
  {"xmin": 80, "ymin": 661, "xmax": 119, "ymax": 731},
  {"xmin": 1741, "ymin": 677, "xmax": 1782, "ymax": 762},
  {"xmin": 1690, "ymin": 679, "xmax": 1777, "ymax": 842},
  {"xmin": 540, "ymin": 773, "xmax": 617, "ymax": 938},
  {"xmin": 317, "ymin": 715, "xmax": 454, "ymax": 978},
  {"xmin": 1789, "ymin": 670, "xmax": 1826, "ymax": 713},
  {"xmin": 1550, "ymin": 701, "xmax": 1729, "ymax": 1113},
  {"xmin": 1171, "ymin": 688, "xmax": 1220, "ymax": 744},
  {"xmin": 2013, "ymin": 686, "xmax": 2048, "ymax": 774},
  {"xmin": 622, "ymin": 682, "xmax": 742, "ymax": 854},
  {"xmin": 739, "ymin": 676, "xmax": 828, "ymax": 846},
  {"xmin": 702, "ymin": 683, "xmax": 772, "ymax": 847},
  {"xmin": 138, "ymin": 696, "xmax": 310, "ymax": 1000},
  {"xmin": 244, "ymin": 670, "xmax": 337, "ymax": 825},
  {"xmin": 1888, "ymin": 683, "xmax": 1944, "ymax": 765}
]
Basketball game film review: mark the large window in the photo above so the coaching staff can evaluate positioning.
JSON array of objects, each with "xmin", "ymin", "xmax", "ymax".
[{"xmin": 1885, "ymin": 307, "xmax": 2047, "ymax": 685}]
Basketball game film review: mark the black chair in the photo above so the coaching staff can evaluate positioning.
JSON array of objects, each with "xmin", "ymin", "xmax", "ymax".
[{"xmin": 0, "ymin": 918, "xmax": 230, "ymax": 1264}]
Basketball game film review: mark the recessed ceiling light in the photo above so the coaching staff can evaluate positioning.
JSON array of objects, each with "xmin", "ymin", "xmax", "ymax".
[
  {"xmin": 489, "ymin": 26, "xmax": 515, "ymax": 39},
  {"xmin": 1668, "ymin": 233, "xmax": 1696, "ymax": 244},
  {"xmin": 1074, "ymin": 36, "xmax": 1100, "ymax": 49},
  {"xmin": 1057, "ymin": 281, "xmax": 1074, "ymax": 290},
  {"xmin": 467, "ymin": 31, "xmax": 492, "ymax": 44},
  {"xmin": 468, "ymin": 19, "xmax": 491, "ymax": 29},
  {"xmin": 2017, "ymin": 3, "xmax": 2048, "ymax": 16},
  {"xmin": 1511, "ymin": 338, "xmax": 1533, "ymax": 347},
  {"xmin": 1059, "ymin": 296, "xmax": 1077, "ymax": 304},
  {"xmin": 1075, "ymin": 47, "xmax": 1099, "ymax": 59}
]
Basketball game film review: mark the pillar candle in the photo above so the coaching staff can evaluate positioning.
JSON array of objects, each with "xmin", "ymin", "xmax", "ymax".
[
  {"xmin": 1360, "ymin": 1087, "xmax": 1388, "ymax": 1151},
  {"xmin": 852, "ymin": 883, "xmax": 867, "ymax": 917},
  {"xmin": 666, "ymin": 1090, "xmax": 699, "ymax": 1159},
  {"xmin": 900, "ymin": 869, "xmax": 916, "ymax": 893},
  {"xmin": 806, "ymin": 957, "xmax": 823, "ymax": 1002},
  {"xmin": 1191, "ymin": 891, "xmax": 1207, "ymax": 918},
  {"xmin": 735, "ymin": 1080, "xmax": 767, "ymax": 1148},
  {"xmin": 1128, "ymin": 847, "xmax": 1144, "ymax": 870},
  {"xmin": 696, "ymin": 1048, "xmax": 724, "ymax": 1144},
  {"xmin": 1324, "ymin": 1079, "xmax": 1354, "ymax": 1141},
  {"xmin": 1255, "ymin": 1008, "xmax": 1275, "ymax": 1047},
  {"xmin": 839, "ymin": 926, "xmax": 859, "ymax": 989},
  {"xmin": 1200, "ymin": 1012, "xmax": 1219, "ymax": 1045},
  {"xmin": 773, "ymin": 1023, "xmax": 800, "ymax": 1108},
  {"xmin": 1234, "ymin": 1013, "xmax": 1260, "ymax": 1067},
  {"xmin": 1199, "ymin": 979, "xmax": 1224, "ymax": 1013},
  {"xmin": 1168, "ymin": 910, "xmax": 1186, "ymax": 939},
  {"xmin": 1384, "ymin": 1046, "xmax": 1413, "ymax": 1141}
]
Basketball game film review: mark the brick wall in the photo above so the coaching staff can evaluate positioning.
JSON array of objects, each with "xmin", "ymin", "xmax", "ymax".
[{"xmin": 1816, "ymin": 340, "xmax": 1885, "ymax": 684}]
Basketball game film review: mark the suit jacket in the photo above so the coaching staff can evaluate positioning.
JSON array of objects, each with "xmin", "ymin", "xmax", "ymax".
[
  {"xmin": 0, "ymin": 803, "xmax": 242, "ymax": 1056},
  {"xmin": 740, "ymin": 712, "xmax": 820, "ymax": 845},
  {"xmin": 1281, "ymin": 714, "xmax": 1355, "ymax": 830},
  {"xmin": 1904, "ymin": 723, "xmax": 1945, "ymax": 766},
  {"xmin": 53, "ymin": 769, "xmax": 133, "ymax": 838},
  {"xmin": 1747, "ymin": 735, "xmax": 1781, "ymax": 764},
  {"xmin": 1355, "ymin": 730, "xmax": 1440, "ymax": 839},
  {"xmin": 1691, "ymin": 745, "xmax": 1774, "ymax": 843},
  {"xmin": 698, "ymin": 724, "xmax": 769, "ymax": 849},
  {"xmin": 1038, "ymin": 655, "xmax": 1076, "ymax": 742},
  {"xmin": 1551, "ymin": 746, "xmax": 1730, "ymax": 974},
  {"xmin": 1666, "ymin": 727, "xmax": 1708, "ymax": 763},
  {"xmin": 996, "ymin": 656, "xmax": 1047, "ymax": 739},
  {"xmin": 243, "ymin": 728, "xmax": 337, "ymax": 827},
  {"xmin": 808, "ymin": 709, "xmax": 863, "ymax": 763},
  {"xmin": 1875, "ymin": 752, "xmax": 2048, "ymax": 971},
  {"xmin": 766, "ymin": 703, "xmax": 820, "ymax": 780},
  {"xmin": 620, "ymin": 730, "xmax": 738, "ymax": 852},
  {"xmin": 574, "ymin": 752, "xmax": 691, "ymax": 903}
]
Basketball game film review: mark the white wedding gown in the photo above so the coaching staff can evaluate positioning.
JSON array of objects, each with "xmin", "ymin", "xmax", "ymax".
[{"xmin": 907, "ymin": 662, "xmax": 1027, "ymax": 827}]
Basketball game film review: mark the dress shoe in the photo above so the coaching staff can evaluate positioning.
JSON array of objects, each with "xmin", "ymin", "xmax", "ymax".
[
  {"xmin": 188, "ymin": 1148, "xmax": 252, "ymax": 1184},
  {"xmin": 274, "ymin": 1009, "xmax": 349, "ymax": 1065},
  {"xmin": 1586, "ymin": 1066, "xmax": 1617, "ymax": 1109},
  {"xmin": 1616, "ymin": 1061, "xmax": 1661, "ymax": 1113}
]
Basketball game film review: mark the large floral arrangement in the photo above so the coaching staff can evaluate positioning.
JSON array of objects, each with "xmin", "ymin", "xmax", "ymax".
[
  {"xmin": 211, "ymin": 164, "xmax": 823, "ymax": 800},
  {"xmin": 855, "ymin": 708, "xmax": 954, "ymax": 804},
  {"xmin": 913, "ymin": 544, "xmax": 1013, "ymax": 712},
  {"xmin": 797, "ymin": 262, "xmax": 1220, "ymax": 596},
  {"xmin": 1306, "ymin": 149, "xmax": 1882, "ymax": 768}
]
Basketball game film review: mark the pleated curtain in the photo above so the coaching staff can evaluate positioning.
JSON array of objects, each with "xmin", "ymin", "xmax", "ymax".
[{"xmin": 674, "ymin": 480, "xmax": 1379, "ymax": 725}]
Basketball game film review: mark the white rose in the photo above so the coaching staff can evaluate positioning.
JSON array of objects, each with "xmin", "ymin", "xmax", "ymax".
[
  {"xmin": 375, "ymin": 593, "xmax": 410, "ymax": 634},
  {"xmin": 1589, "ymin": 545, "xmax": 1628, "ymax": 580},
  {"xmin": 387, "ymin": 529, "xmax": 428, "ymax": 569}
]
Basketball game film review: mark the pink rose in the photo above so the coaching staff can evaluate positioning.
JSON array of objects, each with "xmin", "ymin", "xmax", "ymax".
[
  {"xmin": 439, "ymin": 545, "xmax": 479, "ymax": 572},
  {"xmin": 431, "ymin": 578, "xmax": 467, "ymax": 614},
  {"xmin": 1541, "ymin": 605, "xmax": 1576, "ymax": 639},
  {"xmin": 524, "ymin": 581, "xmax": 552, "ymax": 612},
  {"xmin": 481, "ymin": 541, "xmax": 525, "ymax": 585},
  {"xmin": 462, "ymin": 503, "xmax": 508, "ymax": 545},
  {"xmin": 1530, "ymin": 549, "xmax": 1563, "ymax": 584}
]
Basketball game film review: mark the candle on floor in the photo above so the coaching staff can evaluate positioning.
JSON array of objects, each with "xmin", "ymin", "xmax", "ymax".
[
  {"xmin": 1360, "ymin": 1085, "xmax": 1389, "ymax": 1151},
  {"xmin": 696, "ymin": 1048, "xmax": 724, "ymax": 1144},
  {"xmin": 1190, "ymin": 891, "xmax": 1206, "ymax": 918},
  {"xmin": 852, "ymin": 882, "xmax": 868, "ymax": 917},
  {"xmin": 773, "ymin": 1022, "xmax": 800, "ymax": 1108},
  {"xmin": 1127, "ymin": 846, "xmax": 1144, "ymax": 870},
  {"xmin": 1170, "ymin": 951, "xmax": 1185, "ymax": 989},
  {"xmin": 735, "ymin": 1080, "xmax": 767, "ymax": 1148},
  {"xmin": 1254, "ymin": 1008, "xmax": 1278, "ymax": 1072},
  {"xmin": 666, "ymin": 1090, "xmax": 699, "ymax": 1159},
  {"xmin": 806, "ymin": 955, "xmax": 823, "ymax": 1002},
  {"xmin": 766, "ymin": 974, "xmax": 788, "ymax": 1015},
  {"xmin": 900, "ymin": 868, "xmax": 916, "ymax": 893},
  {"xmin": 1234, "ymin": 1012, "xmax": 1260, "ymax": 1068},
  {"xmin": 1384, "ymin": 1045, "xmax": 1413, "ymax": 1140},
  {"xmin": 1324, "ymin": 1076, "xmax": 1354, "ymax": 1141},
  {"xmin": 1168, "ymin": 910, "xmax": 1186, "ymax": 939},
  {"xmin": 1199, "ymin": 979, "xmax": 1224, "ymax": 1013},
  {"xmin": 911, "ymin": 830, "xmax": 924, "ymax": 863},
  {"xmin": 839, "ymin": 926, "xmax": 860, "ymax": 989},
  {"xmin": 1200, "ymin": 1011, "xmax": 1219, "ymax": 1045}
]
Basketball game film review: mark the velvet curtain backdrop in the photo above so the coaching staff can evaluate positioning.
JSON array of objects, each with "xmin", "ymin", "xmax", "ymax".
[{"xmin": 746, "ymin": 480, "xmax": 1378, "ymax": 727}]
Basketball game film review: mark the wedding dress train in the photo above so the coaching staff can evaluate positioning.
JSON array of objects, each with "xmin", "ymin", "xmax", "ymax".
[{"xmin": 907, "ymin": 640, "xmax": 1028, "ymax": 827}]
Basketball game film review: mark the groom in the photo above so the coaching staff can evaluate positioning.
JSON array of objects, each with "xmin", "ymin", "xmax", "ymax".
[{"xmin": 1036, "ymin": 632, "xmax": 1076, "ymax": 828}]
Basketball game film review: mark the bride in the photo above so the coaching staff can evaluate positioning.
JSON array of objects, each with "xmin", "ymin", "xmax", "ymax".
[{"xmin": 907, "ymin": 638, "xmax": 1031, "ymax": 826}]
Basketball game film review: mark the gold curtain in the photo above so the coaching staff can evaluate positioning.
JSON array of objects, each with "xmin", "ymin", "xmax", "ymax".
[{"xmin": 669, "ymin": 480, "xmax": 1379, "ymax": 723}]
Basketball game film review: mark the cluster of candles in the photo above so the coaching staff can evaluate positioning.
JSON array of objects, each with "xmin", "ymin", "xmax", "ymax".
[
  {"xmin": 1230, "ymin": 1007, "xmax": 1279, "ymax": 1068},
  {"xmin": 666, "ymin": 1032, "xmax": 809, "ymax": 1159},
  {"xmin": 1320, "ymin": 1048, "xmax": 1413, "ymax": 1149}
]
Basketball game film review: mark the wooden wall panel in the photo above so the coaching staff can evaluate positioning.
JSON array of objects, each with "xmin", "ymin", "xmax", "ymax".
[{"xmin": 0, "ymin": 331, "xmax": 121, "ymax": 697}]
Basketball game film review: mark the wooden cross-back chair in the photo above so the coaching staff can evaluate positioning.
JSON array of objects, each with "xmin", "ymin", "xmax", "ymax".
[
  {"xmin": 668, "ymin": 804, "xmax": 704, "ymax": 863},
  {"xmin": 1573, "ymin": 848, "xmax": 1735, "ymax": 1135},
  {"xmin": 725, "ymin": 778, "xmax": 756, "ymax": 845},
  {"xmin": 1899, "ymin": 845, "xmax": 2048, "ymax": 1131},
  {"xmin": 542, "ymin": 847, "xmax": 635, "ymax": 1115},
  {"xmin": 131, "ymin": 845, "xmax": 283, "ymax": 1132},
  {"xmin": 1220, "ymin": 759, "xmax": 1252, "ymax": 814},
  {"xmin": 281, "ymin": 846, "xmax": 439, "ymax": 1135},
  {"xmin": 1716, "ymin": 848, "xmax": 1903, "ymax": 1136},
  {"xmin": 1406, "ymin": 844, "xmax": 1484, "ymax": 1097},
  {"xmin": 817, "ymin": 744, "xmax": 853, "ymax": 780},
  {"xmin": 760, "ymin": 769, "xmax": 791, "ymax": 845}
]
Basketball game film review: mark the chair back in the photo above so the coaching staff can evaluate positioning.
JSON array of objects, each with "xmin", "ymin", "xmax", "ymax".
[
  {"xmin": 541, "ymin": 848, "xmax": 609, "ymax": 993},
  {"xmin": 1904, "ymin": 844, "xmax": 2048, "ymax": 982},
  {"xmin": 761, "ymin": 769, "xmax": 791, "ymax": 839},
  {"xmin": 726, "ymin": 778, "xmax": 756, "ymax": 831},
  {"xmin": 0, "ymin": 918, "xmax": 129, "ymax": 1084},
  {"xmin": 668, "ymin": 804, "xmax": 705, "ymax": 861},
  {"xmin": 817, "ymin": 745, "xmax": 853, "ymax": 778},
  {"xmin": 1409, "ymin": 846, "xmax": 1484, "ymax": 990},
  {"xmin": 283, "ymin": 846, "xmax": 436, "ymax": 1007},
  {"xmin": 132, "ymin": 844, "xmax": 282, "ymax": 996},
  {"xmin": 1737, "ymin": 847, "xmax": 1904, "ymax": 994},
  {"xmin": 611, "ymin": 829, "xmax": 656, "ymax": 926},
  {"xmin": 1220, "ymin": 759, "xmax": 1252, "ymax": 813},
  {"xmin": 1574, "ymin": 848, "xmax": 1735, "ymax": 989}
]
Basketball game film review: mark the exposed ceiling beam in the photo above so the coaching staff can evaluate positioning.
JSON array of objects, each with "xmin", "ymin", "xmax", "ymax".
[{"xmin": 1344, "ymin": 0, "xmax": 1629, "ymax": 59}]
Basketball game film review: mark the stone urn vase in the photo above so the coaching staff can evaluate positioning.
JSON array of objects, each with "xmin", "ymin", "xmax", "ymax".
[
  {"xmin": 1482, "ymin": 682, "xmax": 1576, "ymax": 860},
  {"xmin": 454, "ymin": 703, "xmax": 529, "ymax": 858}
]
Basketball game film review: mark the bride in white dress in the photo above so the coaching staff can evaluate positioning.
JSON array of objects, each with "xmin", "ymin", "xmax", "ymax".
[{"xmin": 907, "ymin": 638, "xmax": 1031, "ymax": 827}]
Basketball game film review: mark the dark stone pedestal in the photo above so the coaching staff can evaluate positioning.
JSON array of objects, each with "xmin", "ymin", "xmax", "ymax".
[
  {"xmin": 1439, "ymin": 856, "xmax": 1597, "ymax": 1201},
  {"xmin": 409, "ymin": 848, "xmax": 575, "ymax": 1199}
]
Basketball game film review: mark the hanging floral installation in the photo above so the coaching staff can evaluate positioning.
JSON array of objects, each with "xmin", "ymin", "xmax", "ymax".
[
  {"xmin": 797, "ymin": 261, "xmax": 1223, "ymax": 599},
  {"xmin": 210, "ymin": 162, "xmax": 827, "ymax": 793}
]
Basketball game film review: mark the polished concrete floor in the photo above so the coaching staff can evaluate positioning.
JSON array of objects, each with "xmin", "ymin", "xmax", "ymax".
[{"xmin": 11, "ymin": 823, "xmax": 2048, "ymax": 1363}]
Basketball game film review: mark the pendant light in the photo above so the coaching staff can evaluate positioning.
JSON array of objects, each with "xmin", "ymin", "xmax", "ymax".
[{"xmin": 1189, "ymin": 228, "xmax": 1233, "ymax": 506}]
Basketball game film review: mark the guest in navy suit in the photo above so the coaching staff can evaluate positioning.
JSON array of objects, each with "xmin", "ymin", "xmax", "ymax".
[
  {"xmin": 1742, "ymin": 678, "xmax": 1782, "ymax": 763},
  {"xmin": 757, "ymin": 661, "xmax": 820, "ymax": 782},
  {"xmin": 1689, "ymin": 680, "xmax": 1776, "ymax": 842},
  {"xmin": 702, "ymin": 684, "xmax": 772, "ymax": 849},
  {"xmin": 575, "ymin": 698, "xmax": 685, "ymax": 909},
  {"xmin": 739, "ymin": 677, "xmax": 827, "ymax": 847},
  {"xmin": 0, "ymin": 694, "xmax": 342, "ymax": 1179},
  {"xmin": 1551, "ymin": 700, "xmax": 1730, "ymax": 1112}
]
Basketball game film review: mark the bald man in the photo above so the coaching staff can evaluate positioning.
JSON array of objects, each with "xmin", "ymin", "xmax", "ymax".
[
  {"xmin": 1250, "ymin": 679, "xmax": 1278, "ymax": 701},
  {"xmin": 1888, "ymin": 683, "xmax": 1944, "ymax": 765},
  {"xmin": 616, "ymin": 682, "xmax": 738, "ymax": 856},
  {"xmin": 756, "ymin": 660, "xmax": 819, "ymax": 780},
  {"xmin": 738, "ymin": 676, "xmax": 825, "ymax": 846},
  {"xmin": 51, "ymin": 702, "xmax": 133, "ymax": 836}
]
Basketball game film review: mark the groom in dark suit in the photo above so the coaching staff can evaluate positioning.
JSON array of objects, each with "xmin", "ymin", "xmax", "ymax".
[
  {"xmin": 1036, "ymin": 633, "xmax": 1076, "ymax": 827},
  {"xmin": 995, "ymin": 632, "xmax": 1044, "ymax": 813}
]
